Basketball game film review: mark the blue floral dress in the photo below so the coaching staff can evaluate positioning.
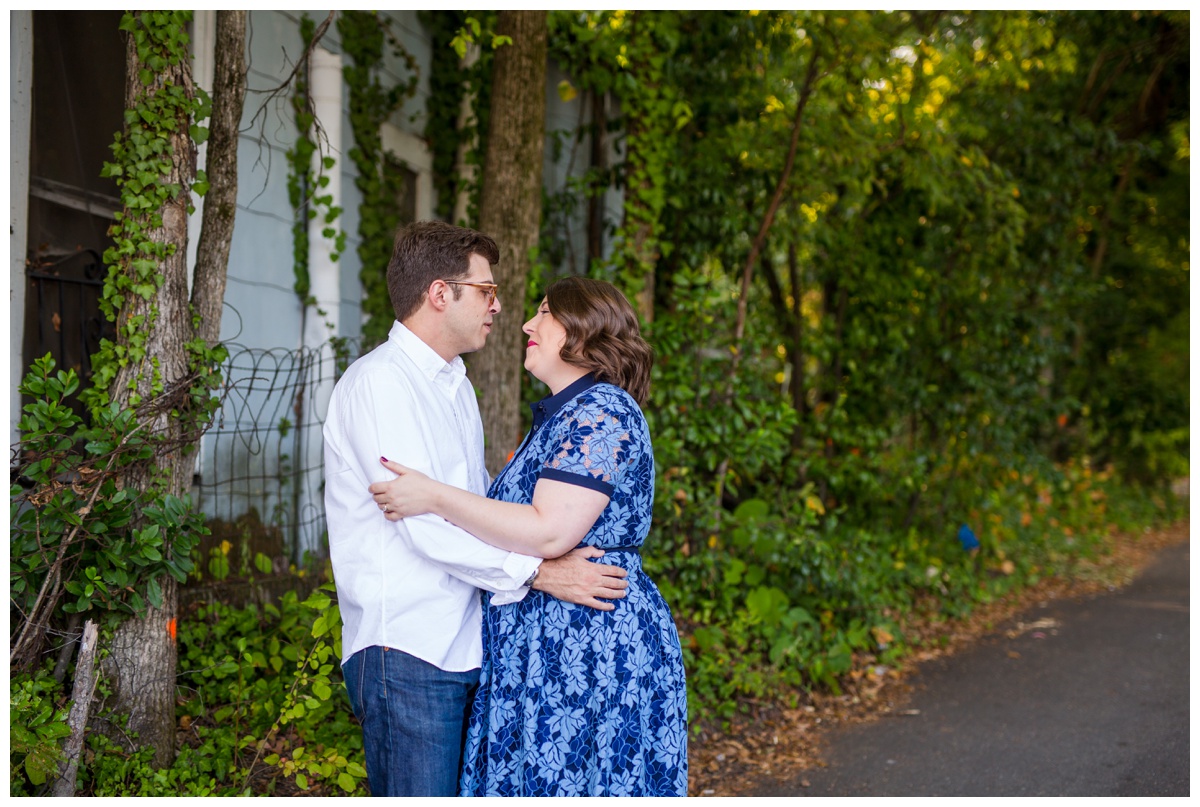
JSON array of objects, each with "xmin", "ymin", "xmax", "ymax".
[{"xmin": 459, "ymin": 374, "xmax": 688, "ymax": 797}]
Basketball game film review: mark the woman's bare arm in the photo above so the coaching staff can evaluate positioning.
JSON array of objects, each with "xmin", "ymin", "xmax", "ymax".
[{"xmin": 369, "ymin": 457, "xmax": 609, "ymax": 559}]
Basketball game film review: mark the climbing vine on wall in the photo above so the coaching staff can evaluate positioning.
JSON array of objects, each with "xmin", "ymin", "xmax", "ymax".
[
  {"xmin": 287, "ymin": 14, "xmax": 315, "ymax": 306},
  {"xmin": 604, "ymin": 11, "xmax": 692, "ymax": 303},
  {"xmin": 287, "ymin": 13, "xmax": 347, "ymax": 350},
  {"xmin": 288, "ymin": 16, "xmax": 340, "ymax": 303},
  {"xmin": 337, "ymin": 11, "xmax": 418, "ymax": 348},
  {"xmin": 420, "ymin": 11, "xmax": 499, "ymax": 226},
  {"xmin": 545, "ymin": 10, "xmax": 691, "ymax": 299}
]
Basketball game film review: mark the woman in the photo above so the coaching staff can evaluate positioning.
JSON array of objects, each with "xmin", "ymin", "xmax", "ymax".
[{"xmin": 369, "ymin": 277, "xmax": 688, "ymax": 796}]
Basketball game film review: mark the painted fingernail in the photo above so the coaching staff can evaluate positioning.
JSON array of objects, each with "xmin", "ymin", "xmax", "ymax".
[{"xmin": 380, "ymin": 456, "xmax": 388, "ymax": 462}]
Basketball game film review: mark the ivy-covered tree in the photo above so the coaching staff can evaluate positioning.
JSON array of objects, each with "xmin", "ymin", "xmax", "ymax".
[
  {"xmin": 10, "ymin": 11, "xmax": 247, "ymax": 772},
  {"xmin": 95, "ymin": 8, "xmax": 246, "ymax": 770},
  {"xmin": 470, "ymin": 10, "xmax": 550, "ymax": 472}
]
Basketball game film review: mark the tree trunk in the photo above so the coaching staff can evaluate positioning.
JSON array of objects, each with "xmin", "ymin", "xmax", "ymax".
[
  {"xmin": 472, "ymin": 11, "xmax": 548, "ymax": 474},
  {"xmin": 104, "ymin": 27, "xmax": 195, "ymax": 769},
  {"xmin": 192, "ymin": 10, "xmax": 247, "ymax": 346},
  {"xmin": 104, "ymin": 12, "xmax": 246, "ymax": 769}
]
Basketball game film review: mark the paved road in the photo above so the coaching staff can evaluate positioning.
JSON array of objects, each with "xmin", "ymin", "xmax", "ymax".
[{"xmin": 757, "ymin": 537, "xmax": 1191, "ymax": 797}]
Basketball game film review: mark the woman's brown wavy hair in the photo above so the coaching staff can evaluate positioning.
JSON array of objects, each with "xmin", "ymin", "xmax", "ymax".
[{"xmin": 546, "ymin": 277, "xmax": 653, "ymax": 406}]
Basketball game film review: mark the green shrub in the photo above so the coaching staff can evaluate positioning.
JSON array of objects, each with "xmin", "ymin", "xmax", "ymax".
[
  {"xmin": 78, "ymin": 584, "xmax": 366, "ymax": 796},
  {"xmin": 10, "ymin": 671, "xmax": 71, "ymax": 795}
]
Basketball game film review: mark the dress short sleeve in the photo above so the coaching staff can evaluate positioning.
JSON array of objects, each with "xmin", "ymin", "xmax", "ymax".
[{"xmin": 539, "ymin": 390, "xmax": 638, "ymax": 497}]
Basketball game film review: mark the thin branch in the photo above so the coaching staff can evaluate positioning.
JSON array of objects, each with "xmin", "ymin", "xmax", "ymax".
[
  {"xmin": 713, "ymin": 40, "xmax": 826, "ymax": 508},
  {"xmin": 193, "ymin": 10, "xmax": 248, "ymax": 347},
  {"xmin": 11, "ymin": 427, "xmax": 142, "ymax": 667},
  {"xmin": 240, "ymin": 638, "xmax": 329, "ymax": 788},
  {"xmin": 245, "ymin": 11, "xmax": 337, "ymax": 192},
  {"xmin": 1085, "ymin": 52, "xmax": 1132, "ymax": 121},
  {"xmin": 1077, "ymin": 48, "xmax": 1108, "ymax": 116},
  {"xmin": 51, "ymin": 620, "xmax": 99, "ymax": 797},
  {"xmin": 728, "ymin": 47, "xmax": 824, "ymax": 375}
]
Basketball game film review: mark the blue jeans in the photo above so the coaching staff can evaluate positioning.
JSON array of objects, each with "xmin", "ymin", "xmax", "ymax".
[{"xmin": 342, "ymin": 646, "xmax": 480, "ymax": 797}]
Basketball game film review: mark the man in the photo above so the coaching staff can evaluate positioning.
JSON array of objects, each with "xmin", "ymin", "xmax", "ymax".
[{"xmin": 323, "ymin": 221, "xmax": 629, "ymax": 797}]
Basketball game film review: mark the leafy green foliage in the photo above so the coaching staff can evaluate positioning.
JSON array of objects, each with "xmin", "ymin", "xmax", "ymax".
[
  {"xmin": 75, "ymin": 584, "xmax": 364, "ymax": 796},
  {"xmin": 421, "ymin": 11, "xmax": 499, "ymax": 226},
  {"xmin": 11, "ymin": 357, "xmax": 204, "ymax": 630},
  {"xmin": 10, "ymin": 671, "xmax": 71, "ymax": 794},
  {"xmin": 11, "ymin": 15, "xmax": 225, "ymax": 653},
  {"xmin": 543, "ymin": 9, "xmax": 1187, "ymax": 728},
  {"xmin": 548, "ymin": 11, "xmax": 693, "ymax": 295},
  {"xmin": 337, "ymin": 11, "xmax": 419, "ymax": 348}
]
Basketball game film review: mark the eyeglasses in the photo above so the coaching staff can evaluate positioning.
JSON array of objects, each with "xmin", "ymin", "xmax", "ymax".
[{"xmin": 443, "ymin": 280, "xmax": 499, "ymax": 305}]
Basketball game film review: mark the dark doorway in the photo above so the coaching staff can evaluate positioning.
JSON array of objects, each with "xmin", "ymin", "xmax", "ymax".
[{"xmin": 24, "ymin": 11, "xmax": 125, "ymax": 390}]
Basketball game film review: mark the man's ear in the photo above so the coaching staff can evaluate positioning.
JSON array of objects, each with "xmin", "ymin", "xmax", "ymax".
[{"xmin": 426, "ymin": 279, "xmax": 450, "ymax": 311}]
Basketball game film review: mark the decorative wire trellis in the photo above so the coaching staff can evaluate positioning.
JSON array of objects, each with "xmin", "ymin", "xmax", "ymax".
[{"xmin": 194, "ymin": 338, "xmax": 361, "ymax": 565}]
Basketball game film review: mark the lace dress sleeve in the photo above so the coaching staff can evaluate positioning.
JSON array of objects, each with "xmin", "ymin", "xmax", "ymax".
[{"xmin": 539, "ymin": 394, "xmax": 637, "ymax": 497}]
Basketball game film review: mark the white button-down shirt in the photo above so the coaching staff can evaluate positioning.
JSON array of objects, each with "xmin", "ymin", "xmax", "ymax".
[{"xmin": 324, "ymin": 321, "xmax": 539, "ymax": 671}]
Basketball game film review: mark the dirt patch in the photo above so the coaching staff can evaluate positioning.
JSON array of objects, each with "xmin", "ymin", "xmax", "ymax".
[{"xmin": 686, "ymin": 518, "xmax": 1190, "ymax": 796}]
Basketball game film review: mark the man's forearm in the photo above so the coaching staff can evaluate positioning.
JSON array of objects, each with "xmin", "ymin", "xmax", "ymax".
[{"xmin": 398, "ymin": 514, "xmax": 539, "ymax": 596}]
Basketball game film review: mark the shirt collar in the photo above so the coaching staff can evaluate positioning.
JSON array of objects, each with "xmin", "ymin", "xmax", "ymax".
[
  {"xmin": 530, "ymin": 372, "xmax": 599, "ymax": 429},
  {"xmin": 389, "ymin": 320, "xmax": 467, "ymax": 392}
]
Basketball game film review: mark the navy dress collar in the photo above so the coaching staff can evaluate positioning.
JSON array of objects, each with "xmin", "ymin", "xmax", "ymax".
[{"xmin": 530, "ymin": 373, "xmax": 599, "ymax": 430}]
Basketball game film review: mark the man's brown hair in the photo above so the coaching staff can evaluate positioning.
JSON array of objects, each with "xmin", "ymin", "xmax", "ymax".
[
  {"xmin": 546, "ymin": 277, "xmax": 653, "ymax": 405},
  {"xmin": 387, "ymin": 221, "xmax": 500, "ymax": 322}
]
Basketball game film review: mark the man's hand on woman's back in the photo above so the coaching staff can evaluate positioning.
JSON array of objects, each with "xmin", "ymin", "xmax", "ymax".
[{"xmin": 534, "ymin": 547, "xmax": 629, "ymax": 611}]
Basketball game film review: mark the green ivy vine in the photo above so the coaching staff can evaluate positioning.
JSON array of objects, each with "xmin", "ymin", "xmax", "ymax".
[
  {"xmin": 337, "ymin": 11, "xmax": 418, "ymax": 348},
  {"xmin": 546, "ymin": 11, "xmax": 691, "ymax": 300},
  {"xmin": 419, "ymin": 11, "xmax": 499, "ymax": 225},
  {"xmin": 606, "ymin": 11, "xmax": 692, "ymax": 300},
  {"xmin": 287, "ymin": 14, "xmax": 349, "ymax": 360},
  {"xmin": 88, "ymin": 11, "xmax": 212, "ymax": 410}
]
